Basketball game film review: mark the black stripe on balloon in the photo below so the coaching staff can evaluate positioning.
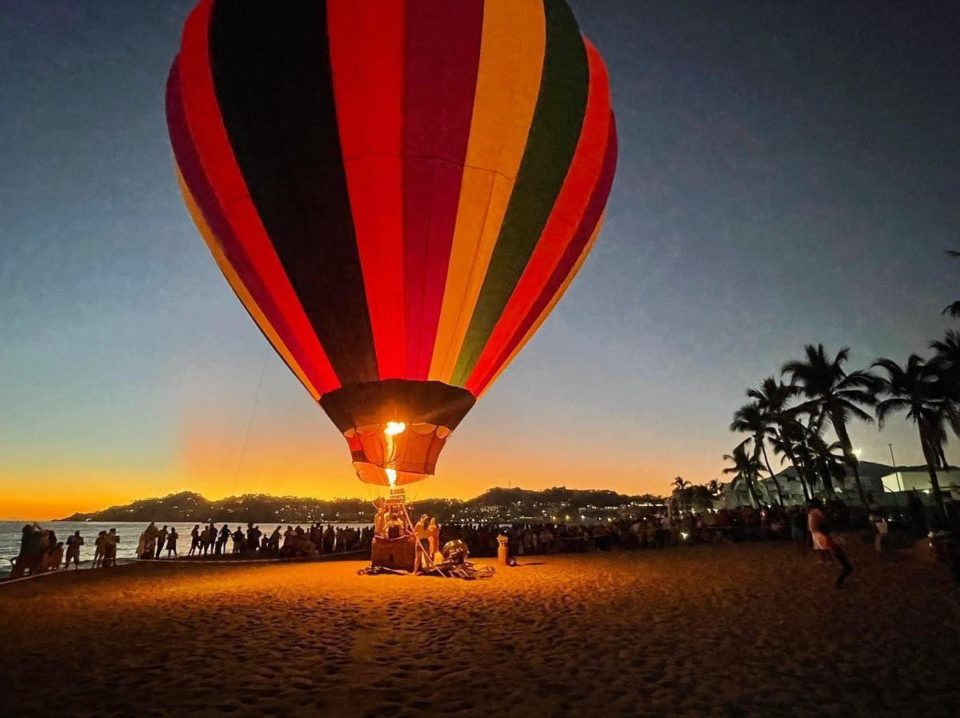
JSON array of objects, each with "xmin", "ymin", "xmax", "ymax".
[
  {"xmin": 208, "ymin": 0, "xmax": 378, "ymax": 385},
  {"xmin": 320, "ymin": 379, "xmax": 476, "ymax": 434}
]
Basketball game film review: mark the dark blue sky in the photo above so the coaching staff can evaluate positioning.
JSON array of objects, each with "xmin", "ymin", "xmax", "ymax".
[{"xmin": 1, "ymin": 1, "xmax": 958, "ymax": 514}]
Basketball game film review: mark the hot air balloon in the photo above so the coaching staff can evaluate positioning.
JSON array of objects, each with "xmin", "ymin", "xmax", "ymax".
[{"xmin": 166, "ymin": 0, "xmax": 617, "ymax": 491}]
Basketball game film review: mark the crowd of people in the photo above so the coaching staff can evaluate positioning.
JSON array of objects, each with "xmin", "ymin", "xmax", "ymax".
[
  {"xmin": 7, "ymin": 491, "xmax": 935, "ymax": 584},
  {"xmin": 10, "ymin": 524, "xmax": 123, "ymax": 578},
  {"xmin": 134, "ymin": 521, "xmax": 375, "ymax": 560},
  {"xmin": 440, "ymin": 494, "xmax": 931, "ymax": 588}
]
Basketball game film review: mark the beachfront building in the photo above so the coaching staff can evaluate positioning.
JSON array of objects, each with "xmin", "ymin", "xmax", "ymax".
[
  {"xmin": 722, "ymin": 461, "xmax": 960, "ymax": 509},
  {"xmin": 879, "ymin": 467, "xmax": 960, "ymax": 494}
]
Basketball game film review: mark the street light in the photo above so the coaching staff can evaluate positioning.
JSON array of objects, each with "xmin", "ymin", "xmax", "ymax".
[{"xmin": 889, "ymin": 443, "xmax": 903, "ymax": 492}]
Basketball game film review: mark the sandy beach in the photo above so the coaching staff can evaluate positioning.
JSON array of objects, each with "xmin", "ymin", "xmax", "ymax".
[{"xmin": 1, "ymin": 540, "xmax": 958, "ymax": 717}]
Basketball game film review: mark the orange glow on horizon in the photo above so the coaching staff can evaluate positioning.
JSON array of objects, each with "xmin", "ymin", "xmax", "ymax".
[
  {"xmin": 1, "ymin": 394, "xmax": 719, "ymax": 521},
  {"xmin": 0, "ymin": 446, "xmax": 700, "ymax": 521}
]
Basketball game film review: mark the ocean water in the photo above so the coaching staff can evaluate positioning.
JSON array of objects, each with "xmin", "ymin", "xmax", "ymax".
[{"xmin": 0, "ymin": 520, "xmax": 370, "ymax": 577}]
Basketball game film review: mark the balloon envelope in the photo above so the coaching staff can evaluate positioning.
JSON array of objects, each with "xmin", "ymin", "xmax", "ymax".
[{"xmin": 167, "ymin": 0, "xmax": 617, "ymax": 485}]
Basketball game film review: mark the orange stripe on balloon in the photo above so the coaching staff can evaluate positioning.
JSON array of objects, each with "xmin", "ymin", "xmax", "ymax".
[
  {"xmin": 178, "ymin": 0, "xmax": 340, "ymax": 395},
  {"xmin": 427, "ymin": 0, "xmax": 547, "ymax": 384},
  {"xmin": 465, "ymin": 40, "xmax": 611, "ymax": 392},
  {"xmin": 175, "ymin": 168, "xmax": 320, "ymax": 400},
  {"xmin": 327, "ymin": 0, "xmax": 406, "ymax": 380},
  {"xmin": 476, "ymin": 212, "xmax": 606, "ymax": 398}
]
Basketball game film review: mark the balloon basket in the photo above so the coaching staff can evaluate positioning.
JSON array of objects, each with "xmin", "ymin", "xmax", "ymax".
[{"xmin": 369, "ymin": 488, "xmax": 417, "ymax": 572}]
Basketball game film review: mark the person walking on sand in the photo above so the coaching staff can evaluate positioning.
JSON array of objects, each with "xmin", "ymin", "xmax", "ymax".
[
  {"xmin": 64, "ymin": 530, "xmax": 84, "ymax": 569},
  {"xmin": 808, "ymin": 499, "xmax": 853, "ymax": 587},
  {"xmin": 866, "ymin": 493, "xmax": 887, "ymax": 553},
  {"xmin": 165, "ymin": 527, "xmax": 179, "ymax": 558},
  {"xmin": 807, "ymin": 500, "xmax": 831, "ymax": 564}
]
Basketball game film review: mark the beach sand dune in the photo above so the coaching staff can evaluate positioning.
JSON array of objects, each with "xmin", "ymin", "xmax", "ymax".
[{"xmin": 1, "ymin": 541, "xmax": 958, "ymax": 717}]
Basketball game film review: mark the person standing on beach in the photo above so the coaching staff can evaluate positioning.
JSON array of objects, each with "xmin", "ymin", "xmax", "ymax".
[
  {"xmin": 268, "ymin": 525, "xmax": 282, "ymax": 553},
  {"xmin": 92, "ymin": 530, "xmax": 106, "ymax": 567},
  {"xmin": 189, "ymin": 524, "xmax": 200, "ymax": 556},
  {"xmin": 412, "ymin": 515, "xmax": 431, "ymax": 574},
  {"xmin": 103, "ymin": 528, "xmax": 119, "ymax": 567},
  {"xmin": 165, "ymin": 527, "xmax": 178, "ymax": 557},
  {"xmin": 246, "ymin": 523, "xmax": 261, "ymax": 554},
  {"xmin": 156, "ymin": 525, "xmax": 168, "ymax": 559},
  {"xmin": 64, "ymin": 530, "xmax": 83, "ymax": 569},
  {"xmin": 427, "ymin": 517, "xmax": 440, "ymax": 558},
  {"xmin": 217, "ymin": 524, "xmax": 230, "ymax": 554},
  {"xmin": 199, "ymin": 524, "xmax": 212, "ymax": 556}
]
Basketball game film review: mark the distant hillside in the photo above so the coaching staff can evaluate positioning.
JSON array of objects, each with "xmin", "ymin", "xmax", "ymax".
[
  {"xmin": 57, "ymin": 487, "xmax": 664, "ymax": 524},
  {"xmin": 58, "ymin": 491, "xmax": 375, "ymax": 524}
]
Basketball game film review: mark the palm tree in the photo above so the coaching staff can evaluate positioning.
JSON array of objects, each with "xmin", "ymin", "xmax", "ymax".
[
  {"xmin": 722, "ymin": 439, "xmax": 763, "ymax": 507},
  {"xmin": 734, "ymin": 377, "xmax": 797, "ymax": 504},
  {"xmin": 928, "ymin": 331, "xmax": 960, "ymax": 469},
  {"xmin": 930, "ymin": 329, "xmax": 960, "ymax": 368},
  {"xmin": 941, "ymin": 250, "xmax": 960, "ymax": 318},
  {"xmin": 806, "ymin": 431, "xmax": 847, "ymax": 498},
  {"xmin": 707, "ymin": 478, "xmax": 724, "ymax": 498},
  {"xmin": 730, "ymin": 400, "xmax": 785, "ymax": 505},
  {"xmin": 769, "ymin": 413, "xmax": 815, "ymax": 500},
  {"xmin": 782, "ymin": 344, "xmax": 879, "ymax": 510},
  {"xmin": 671, "ymin": 476, "xmax": 690, "ymax": 513},
  {"xmin": 873, "ymin": 354, "xmax": 952, "ymax": 524}
]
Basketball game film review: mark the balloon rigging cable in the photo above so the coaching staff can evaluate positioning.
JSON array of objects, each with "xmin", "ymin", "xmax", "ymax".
[{"xmin": 231, "ymin": 354, "xmax": 266, "ymax": 496}]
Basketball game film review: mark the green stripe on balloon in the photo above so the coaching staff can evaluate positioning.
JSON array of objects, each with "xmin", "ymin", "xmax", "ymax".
[{"xmin": 450, "ymin": 0, "xmax": 589, "ymax": 386}]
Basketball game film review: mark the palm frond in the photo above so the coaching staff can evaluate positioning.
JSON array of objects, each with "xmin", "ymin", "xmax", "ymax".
[{"xmin": 942, "ymin": 302, "xmax": 960, "ymax": 318}]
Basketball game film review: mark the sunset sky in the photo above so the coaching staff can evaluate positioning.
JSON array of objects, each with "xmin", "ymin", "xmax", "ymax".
[{"xmin": 2, "ymin": 1, "xmax": 958, "ymax": 520}]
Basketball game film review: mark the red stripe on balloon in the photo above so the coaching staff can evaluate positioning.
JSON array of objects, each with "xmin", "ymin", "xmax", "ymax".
[
  {"xmin": 177, "ymin": 0, "xmax": 340, "ymax": 394},
  {"xmin": 465, "ymin": 41, "xmax": 612, "ymax": 393},
  {"xmin": 466, "ymin": 115, "xmax": 618, "ymax": 395},
  {"xmin": 167, "ymin": 60, "xmax": 325, "ymax": 396},
  {"xmin": 401, "ymin": 0, "xmax": 484, "ymax": 379},
  {"xmin": 327, "ymin": 0, "xmax": 406, "ymax": 380}
]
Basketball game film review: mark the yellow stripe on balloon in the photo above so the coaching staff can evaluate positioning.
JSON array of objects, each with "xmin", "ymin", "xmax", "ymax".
[
  {"xmin": 477, "ymin": 212, "xmax": 605, "ymax": 398},
  {"xmin": 428, "ymin": 0, "xmax": 546, "ymax": 384},
  {"xmin": 175, "ymin": 167, "xmax": 321, "ymax": 400}
]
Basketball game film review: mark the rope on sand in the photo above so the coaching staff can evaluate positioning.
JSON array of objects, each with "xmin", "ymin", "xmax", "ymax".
[
  {"xmin": 0, "ymin": 558, "xmax": 136, "ymax": 587},
  {"xmin": 1, "ymin": 552, "xmax": 368, "ymax": 588},
  {"xmin": 134, "ymin": 550, "xmax": 368, "ymax": 566}
]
